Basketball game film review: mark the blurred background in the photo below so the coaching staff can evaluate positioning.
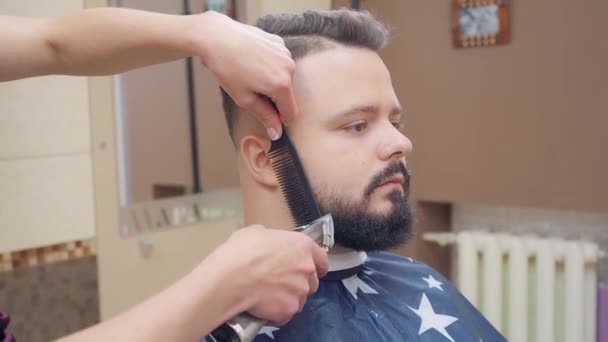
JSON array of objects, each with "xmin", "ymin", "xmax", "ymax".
[{"xmin": 0, "ymin": 0, "xmax": 606, "ymax": 341}]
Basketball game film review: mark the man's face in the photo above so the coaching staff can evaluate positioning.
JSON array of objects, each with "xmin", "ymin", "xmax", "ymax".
[{"xmin": 287, "ymin": 46, "xmax": 414, "ymax": 251}]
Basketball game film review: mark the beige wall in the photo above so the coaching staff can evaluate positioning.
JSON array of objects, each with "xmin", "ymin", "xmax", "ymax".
[
  {"xmin": 0, "ymin": 0, "xmax": 96, "ymax": 253},
  {"xmin": 365, "ymin": 0, "xmax": 608, "ymax": 213}
]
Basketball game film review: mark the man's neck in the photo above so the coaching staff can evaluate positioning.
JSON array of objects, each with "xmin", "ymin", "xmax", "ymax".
[
  {"xmin": 241, "ymin": 188, "xmax": 358, "ymax": 255},
  {"xmin": 242, "ymin": 189, "xmax": 295, "ymax": 230},
  {"xmin": 328, "ymin": 245, "xmax": 356, "ymax": 255},
  {"xmin": 244, "ymin": 209, "xmax": 357, "ymax": 256}
]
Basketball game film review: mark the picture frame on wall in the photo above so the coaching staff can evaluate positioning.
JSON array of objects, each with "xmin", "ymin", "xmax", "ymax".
[
  {"xmin": 452, "ymin": 0, "xmax": 511, "ymax": 48},
  {"xmin": 204, "ymin": 0, "xmax": 235, "ymax": 18}
]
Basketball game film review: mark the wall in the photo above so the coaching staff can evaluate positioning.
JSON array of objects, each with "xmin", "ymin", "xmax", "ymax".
[
  {"xmin": 0, "ymin": 1, "xmax": 96, "ymax": 253},
  {"xmin": 366, "ymin": 0, "xmax": 608, "ymax": 213}
]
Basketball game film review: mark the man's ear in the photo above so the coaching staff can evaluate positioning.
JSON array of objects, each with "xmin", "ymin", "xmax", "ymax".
[{"xmin": 240, "ymin": 135, "xmax": 278, "ymax": 187}]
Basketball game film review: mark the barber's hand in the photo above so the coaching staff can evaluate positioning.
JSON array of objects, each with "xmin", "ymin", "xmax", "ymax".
[
  {"xmin": 204, "ymin": 225, "xmax": 329, "ymax": 326},
  {"xmin": 195, "ymin": 11, "xmax": 297, "ymax": 140}
]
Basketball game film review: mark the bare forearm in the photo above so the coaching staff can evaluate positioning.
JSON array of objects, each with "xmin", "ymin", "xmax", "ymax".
[
  {"xmin": 0, "ymin": 8, "xmax": 205, "ymax": 81},
  {"xmin": 57, "ymin": 260, "xmax": 247, "ymax": 342}
]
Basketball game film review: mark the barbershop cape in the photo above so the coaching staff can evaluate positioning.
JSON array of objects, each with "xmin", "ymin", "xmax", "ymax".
[{"xmin": 252, "ymin": 251, "xmax": 506, "ymax": 342}]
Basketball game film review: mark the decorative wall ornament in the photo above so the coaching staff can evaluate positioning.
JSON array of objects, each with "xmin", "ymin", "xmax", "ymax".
[{"xmin": 452, "ymin": 0, "xmax": 511, "ymax": 48}]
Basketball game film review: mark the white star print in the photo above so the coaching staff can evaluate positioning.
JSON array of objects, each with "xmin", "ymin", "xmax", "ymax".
[
  {"xmin": 342, "ymin": 274, "xmax": 378, "ymax": 299},
  {"xmin": 406, "ymin": 257, "xmax": 414, "ymax": 262},
  {"xmin": 257, "ymin": 326, "xmax": 279, "ymax": 339},
  {"xmin": 408, "ymin": 292, "xmax": 459, "ymax": 342},
  {"xmin": 422, "ymin": 274, "xmax": 444, "ymax": 291}
]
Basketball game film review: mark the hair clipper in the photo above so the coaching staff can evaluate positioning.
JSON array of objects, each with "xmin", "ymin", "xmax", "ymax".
[{"xmin": 206, "ymin": 214, "xmax": 334, "ymax": 342}]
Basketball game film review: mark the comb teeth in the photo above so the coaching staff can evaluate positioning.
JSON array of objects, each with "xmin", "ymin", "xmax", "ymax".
[{"xmin": 268, "ymin": 130, "xmax": 322, "ymax": 227}]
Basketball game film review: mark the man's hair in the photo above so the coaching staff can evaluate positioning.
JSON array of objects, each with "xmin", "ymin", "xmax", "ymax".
[{"xmin": 221, "ymin": 8, "xmax": 390, "ymax": 143}]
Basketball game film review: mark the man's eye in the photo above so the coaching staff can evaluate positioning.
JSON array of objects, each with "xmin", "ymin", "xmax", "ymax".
[{"xmin": 346, "ymin": 122, "xmax": 368, "ymax": 132}]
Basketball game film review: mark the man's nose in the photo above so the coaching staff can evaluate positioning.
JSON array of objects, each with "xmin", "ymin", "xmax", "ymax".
[{"xmin": 378, "ymin": 124, "xmax": 413, "ymax": 161}]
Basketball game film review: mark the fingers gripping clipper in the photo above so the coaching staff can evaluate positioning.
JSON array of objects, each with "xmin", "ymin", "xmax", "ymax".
[{"xmin": 207, "ymin": 214, "xmax": 334, "ymax": 342}]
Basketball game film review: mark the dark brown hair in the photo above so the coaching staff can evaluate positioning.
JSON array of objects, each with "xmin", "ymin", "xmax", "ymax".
[{"xmin": 221, "ymin": 8, "xmax": 389, "ymax": 143}]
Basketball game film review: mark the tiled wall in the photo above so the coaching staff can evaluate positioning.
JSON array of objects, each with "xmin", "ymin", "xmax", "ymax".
[{"xmin": 0, "ymin": 254, "xmax": 99, "ymax": 342}]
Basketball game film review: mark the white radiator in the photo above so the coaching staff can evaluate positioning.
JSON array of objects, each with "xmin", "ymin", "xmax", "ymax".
[{"xmin": 424, "ymin": 231, "xmax": 604, "ymax": 342}]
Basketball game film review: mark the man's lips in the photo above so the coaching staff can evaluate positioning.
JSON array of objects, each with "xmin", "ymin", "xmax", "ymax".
[{"xmin": 378, "ymin": 174, "xmax": 405, "ymax": 188}]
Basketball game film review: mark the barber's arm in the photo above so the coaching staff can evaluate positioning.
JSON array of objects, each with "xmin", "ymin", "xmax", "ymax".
[
  {"xmin": 1, "ymin": 8, "xmax": 315, "ymax": 340},
  {"xmin": 0, "ymin": 7, "xmax": 296, "ymax": 138},
  {"xmin": 57, "ymin": 226, "xmax": 329, "ymax": 342}
]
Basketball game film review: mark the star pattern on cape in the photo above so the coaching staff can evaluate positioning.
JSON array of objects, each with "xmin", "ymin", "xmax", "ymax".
[
  {"xmin": 341, "ymin": 274, "xmax": 379, "ymax": 299},
  {"xmin": 247, "ymin": 253, "xmax": 505, "ymax": 342},
  {"xmin": 257, "ymin": 326, "xmax": 279, "ymax": 339},
  {"xmin": 408, "ymin": 292, "xmax": 459, "ymax": 342},
  {"xmin": 422, "ymin": 274, "xmax": 444, "ymax": 291}
]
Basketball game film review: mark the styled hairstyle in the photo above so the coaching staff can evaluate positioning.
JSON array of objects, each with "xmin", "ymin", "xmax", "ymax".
[{"xmin": 221, "ymin": 8, "xmax": 390, "ymax": 143}]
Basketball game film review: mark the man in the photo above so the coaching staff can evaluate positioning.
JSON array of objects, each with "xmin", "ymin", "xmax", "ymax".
[{"xmin": 219, "ymin": 9, "xmax": 506, "ymax": 341}]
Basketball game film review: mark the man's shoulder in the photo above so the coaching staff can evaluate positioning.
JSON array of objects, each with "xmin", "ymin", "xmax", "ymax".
[
  {"xmin": 252, "ymin": 251, "xmax": 507, "ymax": 342},
  {"xmin": 366, "ymin": 250, "xmax": 424, "ymax": 264},
  {"xmin": 366, "ymin": 251, "xmax": 449, "ymax": 279},
  {"xmin": 366, "ymin": 252, "xmax": 504, "ymax": 340}
]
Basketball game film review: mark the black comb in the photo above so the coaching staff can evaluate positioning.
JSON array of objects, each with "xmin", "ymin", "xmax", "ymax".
[
  {"xmin": 206, "ymin": 105, "xmax": 327, "ymax": 342},
  {"xmin": 268, "ymin": 125, "xmax": 322, "ymax": 226}
]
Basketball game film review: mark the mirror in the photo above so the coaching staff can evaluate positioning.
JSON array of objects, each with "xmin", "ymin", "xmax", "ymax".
[
  {"xmin": 111, "ymin": 0, "xmax": 333, "ymax": 237},
  {"xmin": 115, "ymin": 0, "xmax": 242, "ymax": 205},
  {"xmin": 113, "ymin": 0, "xmax": 244, "ymax": 236}
]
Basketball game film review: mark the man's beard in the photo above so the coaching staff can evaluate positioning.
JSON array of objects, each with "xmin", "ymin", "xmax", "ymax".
[{"xmin": 317, "ymin": 161, "xmax": 414, "ymax": 252}]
